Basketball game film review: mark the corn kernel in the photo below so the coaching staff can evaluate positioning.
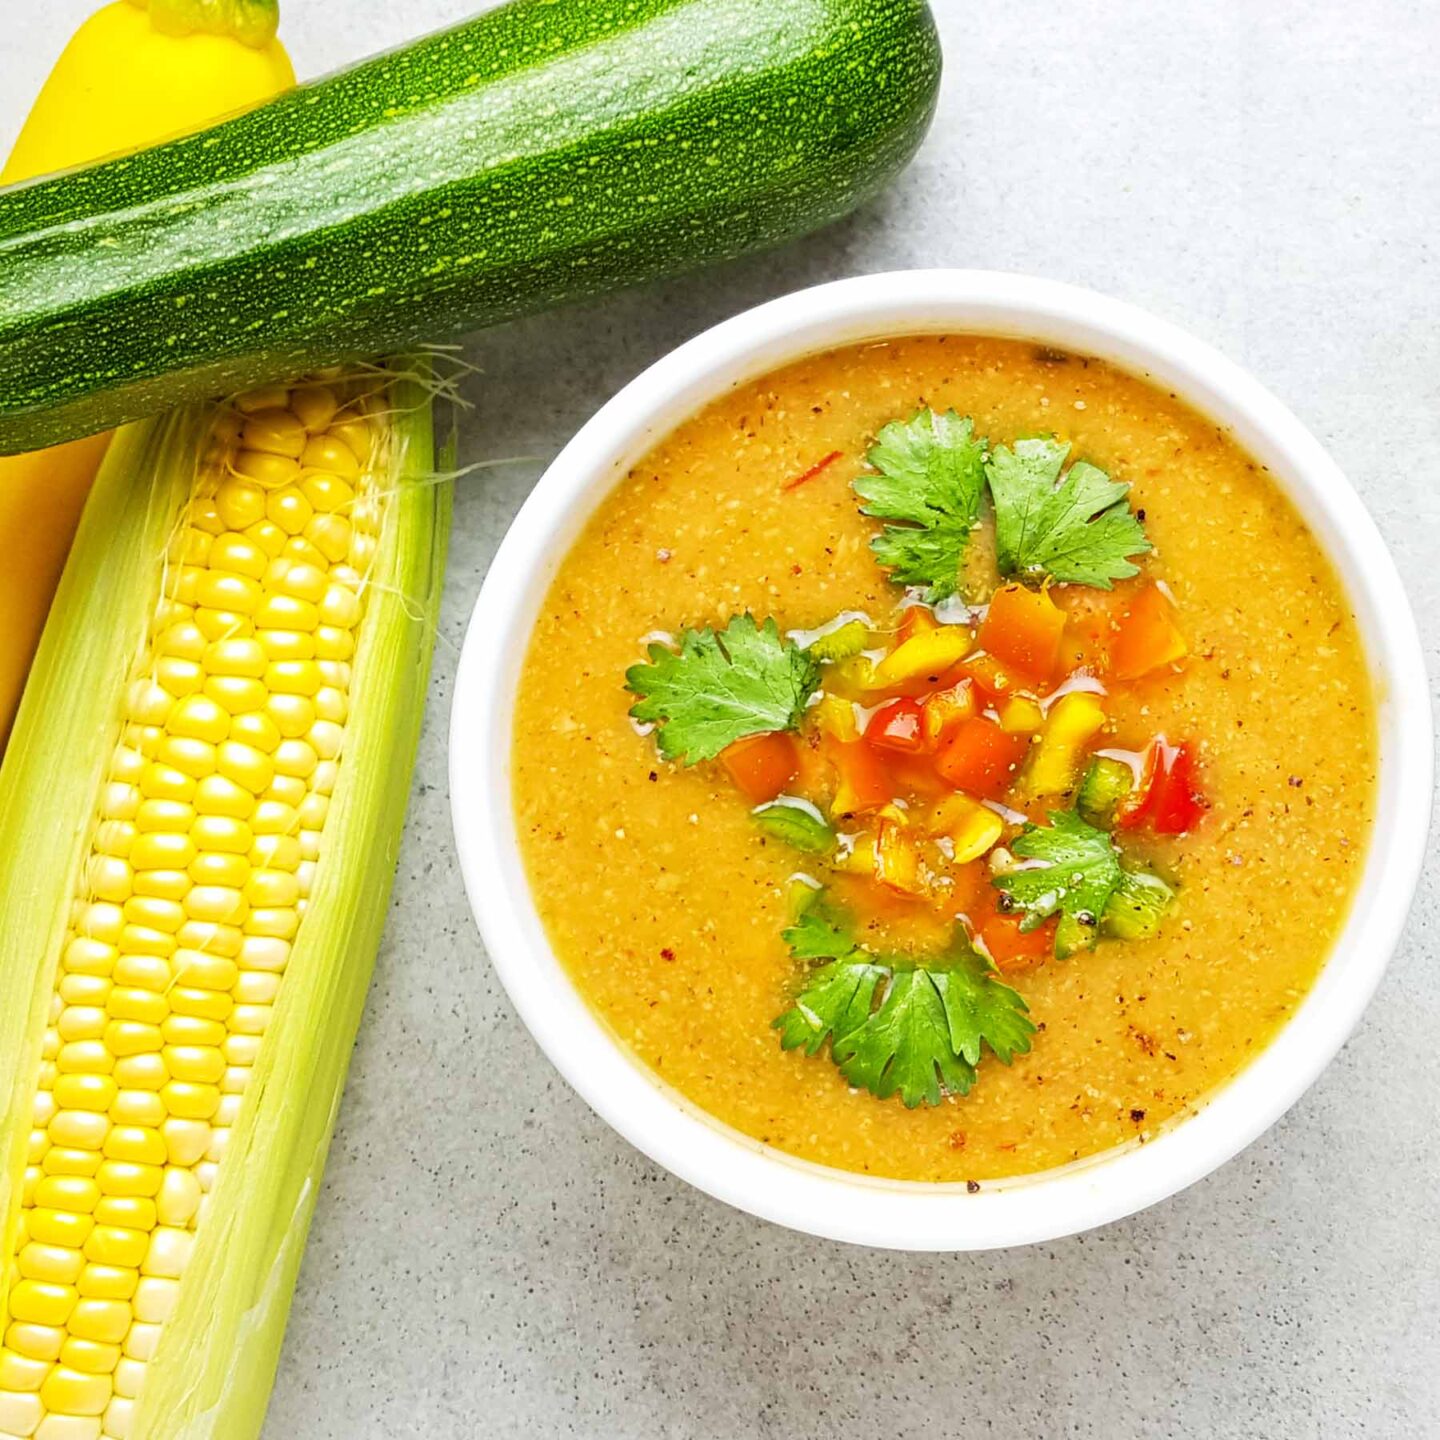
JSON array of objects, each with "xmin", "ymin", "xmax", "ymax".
[
  {"xmin": 240, "ymin": 408, "xmax": 307, "ymax": 458},
  {"xmin": 58, "ymin": 1338, "xmax": 120, "ymax": 1377},
  {"xmin": 32, "ymin": 1091, "xmax": 58, "ymax": 1127},
  {"xmin": 113, "ymin": 1358, "xmax": 145, "ymax": 1399},
  {"xmin": 120, "ymin": 1323, "xmax": 159, "ymax": 1363},
  {"xmin": 0, "ymin": 1391, "xmax": 44, "ymax": 1436},
  {"xmin": 193, "ymin": 776, "xmax": 256, "ymax": 822},
  {"xmin": 56, "ymin": 1042, "xmax": 115, "ymax": 1078},
  {"xmin": 266, "ymin": 694, "xmax": 315, "ymax": 739},
  {"xmin": 100, "ymin": 1023, "xmax": 162, "ymax": 1060},
  {"xmin": 63, "ymin": 939, "xmax": 116, "ymax": 977},
  {"xmin": 76, "ymin": 1265, "xmax": 137, "ymax": 1302},
  {"xmin": 220, "ymin": 1068, "xmax": 249, "ymax": 1097},
  {"xmin": 93, "ymin": 822, "xmax": 135, "ymax": 861},
  {"xmin": 272, "ymin": 739, "xmax": 317, "ymax": 780},
  {"xmin": 171, "ymin": 952, "xmax": 237, "ymax": 991},
  {"xmin": 162, "ymin": 1016, "xmax": 227, "ymax": 1049},
  {"xmin": 48, "ymin": 1112, "xmax": 108, "ymax": 1152},
  {"xmin": 108, "ymin": 1091, "xmax": 165, "ymax": 1129},
  {"xmin": 188, "ymin": 852, "xmax": 250, "ymax": 889},
  {"xmin": 167, "ymin": 988, "xmax": 233, "ymax": 1024},
  {"xmin": 136, "ymin": 764, "xmax": 195, "ymax": 804},
  {"xmin": 57, "ymin": 1009, "xmax": 107, "ymax": 1045},
  {"xmin": 17, "ymin": 1245, "xmax": 84, "ymax": 1287},
  {"xmin": 314, "ymin": 625, "xmax": 355, "ymax": 660},
  {"xmin": 155, "ymin": 1171, "xmax": 202, "ymax": 1230},
  {"xmin": 83, "ymin": 1230, "xmax": 147, "ymax": 1270},
  {"xmin": 192, "ymin": 607, "xmax": 256, "ymax": 643},
  {"xmin": 237, "ymin": 937, "xmax": 289, "ymax": 973},
  {"xmin": 205, "ymin": 674, "xmax": 269, "ymax": 714},
  {"xmin": 40, "ymin": 1364, "xmax": 112, "ymax": 1416},
  {"xmin": 265, "ymin": 775, "xmax": 307, "ymax": 808},
  {"xmin": 214, "ymin": 478, "xmax": 266, "ymax": 530},
  {"xmin": 119, "ymin": 897, "xmax": 184, "ymax": 935},
  {"xmin": 110, "ymin": 1055, "xmax": 167, "ymax": 1092},
  {"xmin": 102, "ymin": 1128, "xmax": 166, "ymax": 1167},
  {"xmin": 86, "ymin": 857, "xmax": 133, "ymax": 905},
  {"xmin": 162, "ymin": 1045, "xmax": 225, "ymax": 1085},
  {"xmin": 27, "ymin": 1210, "xmax": 92, "ymax": 1249},
  {"xmin": 174, "ymin": 922, "xmax": 241, "ymax": 958},
  {"xmin": 244, "ymin": 909, "xmax": 298, "ymax": 941},
  {"xmin": 110, "ymin": 958, "xmax": 170, "ymax": 995},
  {"xmin": 68, "ymin": 1300, "xmax": 131, "ymax": 1346},
  {"xmin": 214, "ymin": 1093, "xmax": 244, "ymax": 1126},
  {"xmin": 9, "ymin": 1281, "xmax": 78, "ymax": 1328},
  {"xmin": 105, "ymin": 1394, "xmax": 135, "ymax": 1439},
  {"xmin": 54, "ymin": 1076, "xmax": 118, "ymax": 1114},
  {"xmin": 243, "ymin": 519, "xmax": 287, "ymax": 559},
  {"xmin": 99, "ymin": 784, "xmax": 141, "ymax": 823},
  {"xmin": 43, "ymin": 1148, "xmax": 102, "ymax": 1179},
  {"xmin": 90, "ymin": 1198, "xmax": 154, "ymax": 1232},
  {"xmin": 132, "ymin": 1278, "xmax": 177, "ymax": 1326},
  {"xmin": 130, "ymin": 869, "xmax": 189, "ymax": 903},
  {"xmin": 159, "ymin": 1120, "xmax": 211, "ymax": 1167},
  {"xmin": 0, "ymin": 1346, "xmax": 51, "ymax": 1391}
]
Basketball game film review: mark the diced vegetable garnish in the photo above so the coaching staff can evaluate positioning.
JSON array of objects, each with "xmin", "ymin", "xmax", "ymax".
[
  {"xmin": 934, "ymin": 716, "xmax": 1030, "ymax": 798},
  {"xmin": 721, "ymin": 730, "xmax": 800, "ymax": 803},
  {"xmin": 753, "ymin": 797, "xmax": 836, "ymax": 854},
  {"xmin": 959, "ymin": 650, "xmax": 1022, "ymax": 699},
  {"xmin": 920, "ymin": 681, "xmax": 976, "ymax": 747},
  {"xmin": 1076, "ymin": 756, "xmax": 1135, "ymax": 827},
  {"xmin": 828, "ymin": 738, "xmax": 893, "ymax": 816},
  {"xmin": 976, "ymin": 583, "xmax": 1066, "ymax": 684},
  {"xmin": 853, "ymin": 410, "xmax": 988, "ymax": 602},
  {"xmin": 927, "ymin": 793, "xmax": 1004, "ymax": 863},
  {"xmin": 1022, "ymin": 691, "xmax": 1107, "ymax": 798},
  {"xmin": 626, "ymin": 614, "xmax": 819, "ymax": 764},
  {"xmin": 865, "ymin": 697, "xmax": 926, "ymax": 754},
  {"xmin": 872, "ymin": 624, "xmax": 971, "ymax": 689},
  {"xmin": 1102, "ymin": 869, "xmax": 1176, "ymax": 940},
  {"xmin": 997, "ymin": 696, "xmax": 1045, "ymax": 733},
  {"xmin": 986, "ymin": 438, "xmax": 1152, "ymax": 588},
  {"xmin": 773, "ymin": 893, "xmax": 1035, "ymax": 1107},
  {"xmin": 1110, "ymin": 582, "xmax": 1188, "ymax": 679},
  {"xmin": 977, "ymin": 894, "xmax": 1059, "ymax": 973},
  {"xmin": 1115, "ymin": 739, "xmax": 1208, "ymax": 835},
  {"xmin": 808, "ymin": 618, "xmax": 870, "ymax": 662},
  {"xmin": 783, "ymin": 449, "xmax": 844, "ymax": 492},
  {"xmin": 874, "ymin": 811, "xmax": 925, "ymax": 894}
]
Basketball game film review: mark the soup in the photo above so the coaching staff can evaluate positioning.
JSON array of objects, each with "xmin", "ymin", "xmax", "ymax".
[{"xmin": 512, "ymin": 335, "xmax": 1375, "ymax": 1183}]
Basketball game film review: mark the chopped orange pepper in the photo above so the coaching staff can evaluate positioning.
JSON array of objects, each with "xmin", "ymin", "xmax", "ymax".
[
  {"xmin": 959, "ymin": 651, "xmax": 1023, "ymax": 700},
  {"xmin": 895, "ymin": 605, "xmax": 939, "ymax": 644},
  {"xmin": 977, "ymin": 895, "xmax": 1057, "ymax": 973},
  {"xmin": 720, "ymin": 731, "xmax": 798, "ymax": 804},
  {"xmin": 933, "ymin": 717, "xmax": 1030, "ymax": 799},
  {"xmin": 828, "ymin": 738, "xmax": 893, "ymax": 816},
  {"xmin": 1111, "ymin": 583, "xmax": 1188, "ymax": 680},
  {"xmin": 976, "ymin": 583, "xmax": 1066, "ymax": 685}
]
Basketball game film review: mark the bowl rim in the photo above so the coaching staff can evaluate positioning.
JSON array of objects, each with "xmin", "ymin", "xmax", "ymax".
[{"xmin": 448, "ymin": 268, "xmax": 1432, "ymax": 1251}]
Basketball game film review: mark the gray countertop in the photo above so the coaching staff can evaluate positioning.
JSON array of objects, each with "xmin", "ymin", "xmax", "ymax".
[{"xmin": 8, "ymin": 2, "xmax": 1440, "ymax": 1435}]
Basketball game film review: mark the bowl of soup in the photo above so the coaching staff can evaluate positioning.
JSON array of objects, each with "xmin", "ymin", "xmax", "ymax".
[{"xmin": 450, "ymin": 270, "xmax": 1430, "ymax": 1250}]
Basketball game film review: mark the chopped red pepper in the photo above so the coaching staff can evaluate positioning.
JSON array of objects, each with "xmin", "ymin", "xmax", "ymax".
[
  {"xmin": 933, "ymin": 716, "xmax": 1030, "ymax": 799},
  {"xmin": 975, "ymin": 892, "xmax": 1057, "ymax": 973},
  {"xmin": 719, "ymin": 731, "xmax": 798, "ymax": 804},
  {"xmin": 1116, "ymin": 739, "xmax": 1208, "ymax": 834},
  {"xmin": 865, "ymin": 697, "xmax": 925, "ymax": 755},
  {"xmin": 976, "ymin": 584, "xmax": 1066, "ymax": 685},
  {"xmin": 782, "ymin": 449, "xmax": 844, "ymax": 492}
]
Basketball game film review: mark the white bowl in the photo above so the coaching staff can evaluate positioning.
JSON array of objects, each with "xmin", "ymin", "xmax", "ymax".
[{"xmin": 449, "ymin": 270, "xmax": 1432, "ymax": 1251}]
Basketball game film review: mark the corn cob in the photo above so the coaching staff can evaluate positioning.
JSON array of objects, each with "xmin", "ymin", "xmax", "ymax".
[{"xmin": 0, "ymin": 364, "xmax": 450, "ymax": 1440}]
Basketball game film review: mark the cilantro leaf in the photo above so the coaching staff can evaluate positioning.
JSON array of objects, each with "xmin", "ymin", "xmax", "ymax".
[
  {"xmin": 986, "ymin": 437, "xmax": 1151, "ymax": 588},
  {"xmin": 773, "ymin": 895, "xmax": 1035, "ymax": 1108},
  {"xmin": 625, "ymin": 614, "xmax": 820, "ymax": 765},
  {"xmin": 854, "ymin": 409, "xmax": 987, "ymax": 602},
  {"xmin": 994, "ymin": 809, "xmax": 1126, "ymax": 945}
]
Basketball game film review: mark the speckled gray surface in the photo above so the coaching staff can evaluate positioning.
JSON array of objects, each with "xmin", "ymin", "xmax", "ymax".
[{"xmin": 8, "ymin": 2, "xmax": 1440, "ymax": 1435}]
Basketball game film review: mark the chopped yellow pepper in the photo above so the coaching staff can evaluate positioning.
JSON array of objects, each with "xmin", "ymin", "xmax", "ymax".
[
  {"xmin": 997, "ymin": 696, "xmax": 1045, "ymax": 734},
  {"xmin": 1024, "ymin": 691, "xmax": 1107, "ymax": 797},
  {"xmin": 872, "ymin": 626, "xmax": 971, "ymax": 689},
  {"xmin": 926, "ymin": 793, "xmax": 1004, "ymax": 864}
]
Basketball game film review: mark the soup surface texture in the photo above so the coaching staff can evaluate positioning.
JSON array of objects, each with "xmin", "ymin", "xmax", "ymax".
[{"xmin": 512, "ymin": 336, "xmax": 1375, "ymax": 1182}]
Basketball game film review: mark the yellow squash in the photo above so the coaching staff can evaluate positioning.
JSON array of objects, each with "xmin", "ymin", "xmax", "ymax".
[{"xmin": 0, "ymin": 0, "xmax": 295, "ymax": 752}]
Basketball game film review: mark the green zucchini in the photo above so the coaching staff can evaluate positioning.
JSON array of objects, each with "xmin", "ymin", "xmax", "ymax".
[{"xmin": 0, "ymin": 0, "xmax": 941, "ymax": 454}]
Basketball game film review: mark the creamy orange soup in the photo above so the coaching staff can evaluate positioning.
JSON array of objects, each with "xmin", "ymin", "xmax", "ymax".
[{"xmin": 513, "ymin": 336, "xmax": 1375, "ymax": 1183}]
